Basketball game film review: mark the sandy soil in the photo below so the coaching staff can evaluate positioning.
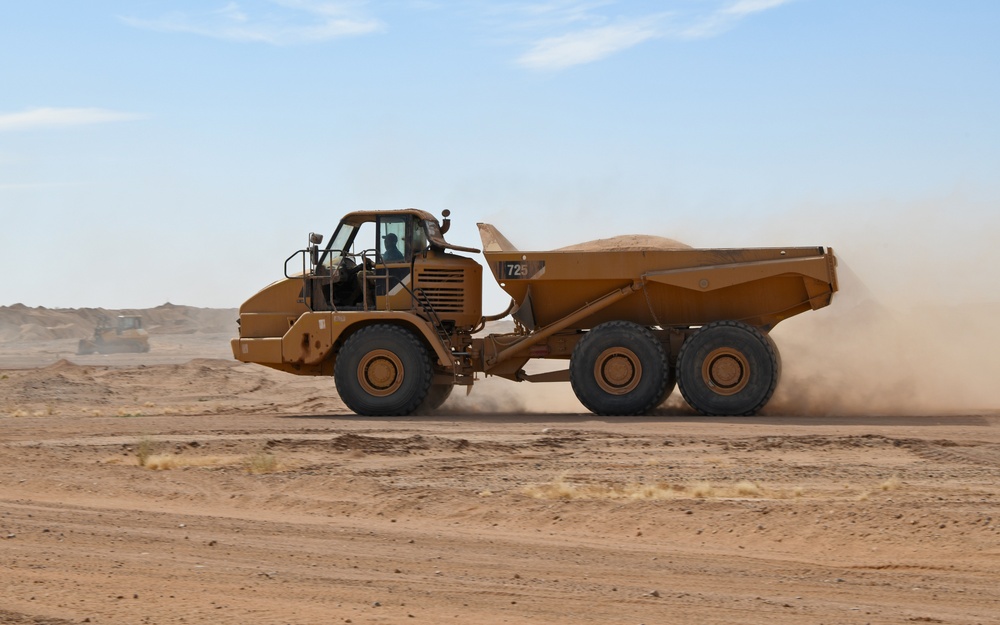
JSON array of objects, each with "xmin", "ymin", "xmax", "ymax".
[{"xmin": 2, "ymin": 308, "xmax": 1000, "ymax": 624}]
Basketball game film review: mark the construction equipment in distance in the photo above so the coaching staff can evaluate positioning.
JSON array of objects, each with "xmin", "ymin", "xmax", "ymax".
[
  {"xmin": 77, "ymin": 315, "xmax": 150, "ymax": 355},
  {"xmin": 232, "ymin": 209, "xmax": 838, "ymax": 416}
]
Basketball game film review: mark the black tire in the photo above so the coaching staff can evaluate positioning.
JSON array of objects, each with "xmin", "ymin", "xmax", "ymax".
[
  {"xmin": 334, "ymin": 324, "xmax": 433, "ymax": 416},
  {"xmin": 418, "ymin": 382, "xmax": 454, "ymax": 413},
  {"xmin": 569, "ymin": 321, "xmax": 669, "ymax": 416},
  {"xmin": 656, "ymin": 368, "xmax": 677, "ymax": 407},
  {"xmin": 676, "ymin": 321, "xmax": 781, "ymax": 416}
]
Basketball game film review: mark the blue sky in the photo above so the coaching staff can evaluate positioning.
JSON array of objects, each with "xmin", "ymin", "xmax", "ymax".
[{"xmin": 2, "ymin": 1, "xmax": 999, "ymax": 312}]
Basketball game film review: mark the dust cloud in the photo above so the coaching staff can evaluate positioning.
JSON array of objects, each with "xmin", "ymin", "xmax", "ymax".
[
  {"xmin": 768, "ymin": 254, "xmax": 1000, "ymax": 416},
  {"xmin": 764, "ymin": 194, "xmax": 1000, "ymax": 416},
  {"xmin": 442, "ymin": 361, "xmax": 586, "ymax": 415}
]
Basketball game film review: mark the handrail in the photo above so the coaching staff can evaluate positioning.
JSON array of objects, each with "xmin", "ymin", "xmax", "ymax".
[{"xmin": 283, "ymin": 249, "xmax": 310, "ymax": 279}]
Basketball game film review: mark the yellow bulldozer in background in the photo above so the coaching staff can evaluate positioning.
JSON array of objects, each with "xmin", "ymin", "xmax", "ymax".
[
  {"xmin": 232, "ymin": 209, "xmax": 837, "ymax": 417},
  {"xmin": 77, "ymin": 315, "xmax": 150, "ymax": 355}
]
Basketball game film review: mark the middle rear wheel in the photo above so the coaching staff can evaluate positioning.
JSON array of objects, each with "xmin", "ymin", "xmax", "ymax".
[{"xmin": 569, "ymin": 321, "xmax": 668, "ymax": 416}]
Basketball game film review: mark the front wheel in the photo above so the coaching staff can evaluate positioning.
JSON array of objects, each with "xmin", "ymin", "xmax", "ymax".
[
  {"xmin": 569, "ymin": 321, "xmax": 669, "ymax": 416},
  {"xmin": 334, "ymin": 325, "xmax": 433, "ymax": 416},
  {"xmin": 676, "ymin": 321, "xmax": 780, "ymax": 416},
  {"xmin": 418, "ymin": 382, "xmax": 454, "ymax": 413}
]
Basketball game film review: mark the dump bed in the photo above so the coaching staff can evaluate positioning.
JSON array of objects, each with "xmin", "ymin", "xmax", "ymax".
[{"xmin": 478, "ymin": 224, "xmax": 837, "ymax": 331}]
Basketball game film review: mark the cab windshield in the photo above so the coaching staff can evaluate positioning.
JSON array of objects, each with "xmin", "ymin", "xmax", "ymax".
[{"xmin": 318, "ymin": 223, "xmax": 357, "ymax": 268}]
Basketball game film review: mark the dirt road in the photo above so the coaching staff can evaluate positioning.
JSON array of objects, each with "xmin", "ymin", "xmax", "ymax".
[{"xmin": 2, "ymin": 352, "xmax": 999, "ymax": 624}]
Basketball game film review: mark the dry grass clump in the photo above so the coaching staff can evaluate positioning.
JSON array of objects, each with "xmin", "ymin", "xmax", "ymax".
[
  {"xmin": 880, "ymin": 475, "xmax": 902, "ymax": 491},
  {"xmin": 244, "ymin": 453, "xmax": 282, "ymax": 474},
  {"xmin": 133, "ymin": 447, "xmax": 285, "ymax": 473},
  {"xmin": 143, "ymin": 454, "xmax": 246, "ymax": 471},
  {"xmin": 858, "ymin": 475, "xmax": 905, "ymax": 501},
  {"xmin": 135, "ymin": 438, "xmax": 156, "ymax": 467},
  {"xmin": 6, "ymin": 406, "xmax": 56, "ymax": 417},
  {"xmin": 524, "ymin": 477, "xmax": 801, "ymax": 501}
]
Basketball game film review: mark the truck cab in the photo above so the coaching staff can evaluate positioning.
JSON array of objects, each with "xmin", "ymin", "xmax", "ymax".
[
  {"xmin": 306, "ymin": 209, "xmax": 483, "ymax": 325},
  {"xmin": 232, "ymin": 209, "xmax": 484, "ymax": 400}
]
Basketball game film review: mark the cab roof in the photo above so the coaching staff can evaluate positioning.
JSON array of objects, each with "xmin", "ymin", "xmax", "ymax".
[{"xmin": 339, "ymin": 208, "xmax": 480, "ymax": 254}]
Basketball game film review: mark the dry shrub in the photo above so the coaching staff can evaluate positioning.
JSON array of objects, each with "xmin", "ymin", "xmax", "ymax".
[
  {"xmin": 143, "ymin": 454, "xmax": 245, "ymax": 471},
  {"xmin": 690, "ymin": 482, "xmax": 716, "ymax": 498},
  {"xmin": 244, "ymin": 453, "xmax": 282, "ymax": 474},
  {"xmin": 524, "ymin": 477, "xmax": 797, "ymax": 501},
  {"xmin": 135, "ymin": 438, "xmax": 156, "ymax": 467},
  {"xmin": 133, "ymin": 444, "xmax": 285, "ymax": 472},
  {"xmin": 734, "ymin": 480, "xmax": 763, "ymax": 496},
  {"xmin": 524, "ymin": 477, "xmax": 583, "ymax": 500},
  {"xmin": 880, "ymin": 475, "xmax": 902, "ymax": 491}
]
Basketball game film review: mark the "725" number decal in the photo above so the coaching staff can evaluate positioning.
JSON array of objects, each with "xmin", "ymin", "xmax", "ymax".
[{"xmin": 498, "ymin": 260, "xmax": 545, "ymax": 280}]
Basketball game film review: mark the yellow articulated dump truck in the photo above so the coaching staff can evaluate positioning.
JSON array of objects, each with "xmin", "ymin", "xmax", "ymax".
[{"xmin": 232, "ymin": 209, "xmax": 837, "ymax": 417}]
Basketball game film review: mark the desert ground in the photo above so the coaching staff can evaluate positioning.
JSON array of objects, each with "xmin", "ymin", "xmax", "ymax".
[{"xmin": 1, "ymin": 304, "xmax": 999, "ymax": 625}]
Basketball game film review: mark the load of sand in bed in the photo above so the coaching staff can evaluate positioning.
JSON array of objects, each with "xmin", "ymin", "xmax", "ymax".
[{"xmin": 555, "ymin": 234, "xmax": 691, "ymax": 252}]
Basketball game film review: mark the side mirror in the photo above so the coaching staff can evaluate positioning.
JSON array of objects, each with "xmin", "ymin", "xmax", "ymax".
[
  {"xmin": 308, "ymin": 232, "xmax": 323, "ymax": 266},
  {"xmin": 440, "ymin": 209, "xmax": 451, "ymax": 234}
]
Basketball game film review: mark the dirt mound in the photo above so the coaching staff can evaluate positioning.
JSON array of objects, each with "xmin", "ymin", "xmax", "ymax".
[
  {"xmin": 556, "ymin": 234, "xmax": 691, "ymax": 252},
  {"xmin": 0, "ymin": 302, "xmax": 237, "ymax": 342}
]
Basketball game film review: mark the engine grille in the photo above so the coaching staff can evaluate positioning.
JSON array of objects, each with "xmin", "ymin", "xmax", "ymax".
[{"xmin": 416, "ymin": 268, "xmax": 467, "ymax": 313}]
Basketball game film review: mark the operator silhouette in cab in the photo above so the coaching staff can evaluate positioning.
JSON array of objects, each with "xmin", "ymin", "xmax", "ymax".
[{"xmin": 382, "ymin": 232, "xmax": 404, "ymax": 262}]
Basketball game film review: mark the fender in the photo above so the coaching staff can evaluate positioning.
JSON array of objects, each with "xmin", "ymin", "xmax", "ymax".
[{"xmin": 281, "ymin": 311, "xmax": 454, "ymax": 369}]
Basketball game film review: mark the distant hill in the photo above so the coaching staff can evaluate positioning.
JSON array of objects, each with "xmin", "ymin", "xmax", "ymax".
[{"xmin": 0, "ymin": 303, "xmax": 237, "ymax": 342}]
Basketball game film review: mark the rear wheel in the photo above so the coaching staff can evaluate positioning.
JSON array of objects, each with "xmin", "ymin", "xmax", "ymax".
[
  {"xmin": 334, "ymin": 324, "xmax": 433, "ymax": 416},
  {"xmin": 676, "ymin": 321, "xmax": 780, "ymax": 416},
  {"xmin": 569, "ymin": 321, "xmax": 668, "ymax": 416},
  {"xmin": 656, "ymin": 367, "xmax": 677, "ymax": 407}
]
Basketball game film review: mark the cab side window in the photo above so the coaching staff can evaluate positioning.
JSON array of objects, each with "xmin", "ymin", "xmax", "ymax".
[{"xmin": 379, "ymin": 218, "xmax": 407, "ymax": 263}]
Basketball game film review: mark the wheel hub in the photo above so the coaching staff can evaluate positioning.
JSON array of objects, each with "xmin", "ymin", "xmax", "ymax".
[
  {"xmin": 702, "ymin": 347, "xmax": 750, "ymax": 396},
  {"xmin": 594, "ymin": 347, "xmax": 642, "ymax": 395},
  {"xmin": 358, "ymin": 349, "xmax": 404, "ymax": 397}
]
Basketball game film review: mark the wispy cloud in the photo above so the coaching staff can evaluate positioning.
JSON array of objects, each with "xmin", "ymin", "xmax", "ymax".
[
  {"xmin": 723, "ymin": 0, "xmax": 796, "ymax": 18},
  {"xmin": 121, "ymin": 0, "xmax": 384, "ymax": 45},
  {"xmin": 517, "ymin": 17, "xmax": 660, "ymax": 70},
  {"xmin": 677, "ymin": 0, "xmax": 797, "ymax": 39},
  {"xmin": 507, "ymin": 0, "xmax": 796, "ymax": 70},
  {"xmin": 0, "ymin": 108, "xmax": 145, "ymax": 132}
]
